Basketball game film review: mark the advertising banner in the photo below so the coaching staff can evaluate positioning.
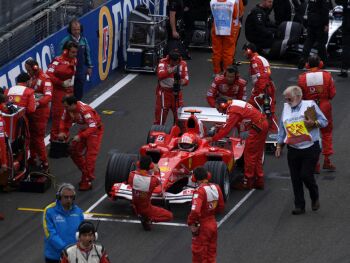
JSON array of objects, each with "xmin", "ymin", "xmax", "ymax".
[{"xmin": 0, "ymin": 0, "xmax": 166, "ymax": 92}]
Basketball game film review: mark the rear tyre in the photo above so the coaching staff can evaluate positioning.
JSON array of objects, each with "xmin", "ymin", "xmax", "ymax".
[
  {"xmin": 105, "ymin": 152, "xmax": 136, "ymax": 197},
  {"xmin": 146, "ymin": 125, "xmax": 172, "ymax": 143},
  {"xmin": 204, "ymin": 161, "xmax": 230, "ymax": 201}
]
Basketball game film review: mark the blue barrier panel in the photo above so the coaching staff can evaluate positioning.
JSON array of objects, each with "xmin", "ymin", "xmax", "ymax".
[{"xmin": 0, "ymin": 0, "xmax": 166, "ymax": 92}]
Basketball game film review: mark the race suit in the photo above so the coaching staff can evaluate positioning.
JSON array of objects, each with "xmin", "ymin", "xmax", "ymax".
[
  {"xmin": 212, "ymin": 100, "xmax": 268, "ymax": 188},
  {"xmin": 60, "ymin": 35, "xmax": 93, "ymax": 100},
  {"xmin": 0, "ymin": 115, "xmax": 8, "ymax": 187},
  {"xmin": 128, "ymin": 169, "xmax": 173, "ymax": 222},
  {"xmin": 298, "ymin": 69, "xmax": 336, "ymax": 158},
  {"xmin": 59, "ymin": 102, "xmax": 103, "ymax": 183},
  {"xmin": 154, "ymin": 56, "xmax": 189, "ymax": 125},
  {"xmin": 47, "ymin": 54, "xmax": 77, "ymax": 141},
  {"xmin": 4, "ymin": 84, "xmax": 36, "ymax": 114},
  {"xmin": 207, "ymin": 74, "xmax": 247, "ymax": 107},
  {"xmin": 210, "ymin": 0, "xmax": 244, "ymax": 74},
  {"xmin": 27, "ymin": 70, "xmax": 52, "ymax": 166},
  {"xmin": 60, "ymin": 243, "xmax": 110, "ymax": 263},
  {"xmin": 247, "ymin": 52, "xmax": 277, "ymax": 132},
  {"xmin": 187, "ymin": 182, "xmax": 224, "ymax": 263}
]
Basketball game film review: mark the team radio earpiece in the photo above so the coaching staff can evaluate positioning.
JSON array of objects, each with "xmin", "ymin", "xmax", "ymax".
[
  {"xmin": 75, "ymin": 221, "xmax": 98, "ymax": 241},
  {"xmin": 191, "ymin": 172, "xmax": 212, "ymax": 182},
  {"xmin": 25, "ymin": 58, "xmax": 39, "ymax": 72},
  {"xmin": 305, "ymin": 60, "xmax": 324, "ymax": 69},
  {"xmin": 56, "ymin": 183, "xmax": 76, "ymax": 200},
  {"xmin": 305, "ymin": 55, "xmax": 324, "ymax": 69}
]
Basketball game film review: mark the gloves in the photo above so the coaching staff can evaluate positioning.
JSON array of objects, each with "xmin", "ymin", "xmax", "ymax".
[{"xmin": 62, "ymin": 79, "xmax": 72, "ymax": 88}]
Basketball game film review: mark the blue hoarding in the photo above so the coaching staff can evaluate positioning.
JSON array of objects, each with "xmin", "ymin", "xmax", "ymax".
[{"xmin": 0, "ymin": 0, "xmax": 166, "ymax": 92}]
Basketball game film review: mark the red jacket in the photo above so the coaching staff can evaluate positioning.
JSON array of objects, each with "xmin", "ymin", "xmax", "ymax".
[
  {"xmin": 298, "ymin": 69, "xmax": 336, "ymax": 103},
  {"xmin": 212, "ymin": 100, "xmax": 266, "ymax": 141},
  {"xmin": 0, "ymin": 115, "xmax": 7, "ymax": 166},
  {"xmin": 187, "ymin": 182, "xmax": 224, "ymax": 225},
  {"xmin": 46, "ymin": 54, "xmax": 77, "ymax": 90},
  {"xmin": 157, "ymin": 56, "xmax": 189, "ymax": 89},
  {"xmin": 4, "ymin": 84, "xmax": 36, "ymax": 114},
  {"xmin": 128, "ymin": 169, "xmax": 160, "ymax": 209},
  {"xmin": 248, "ymin": 53, "xmax": 276, "ymax": 113},
  {"xmin": 29, "ymin": 69, "xmax": 53, "ymax": 108},
  {"xmin": 207, "ymin": 75, "xmax": 247, "ymax": 107},
  {"xmin": 59, "ymin": 102, "xmax": 102, "ymax": 139}
]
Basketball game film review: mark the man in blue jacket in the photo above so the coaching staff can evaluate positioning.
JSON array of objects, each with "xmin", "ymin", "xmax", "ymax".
[
  {"xmin": 43, "ymin": 183, "xmax": 84, "ymax": 263},
  {"xmin": 60, "ymin": 19, "xmax": 93, "ymax": 101}
]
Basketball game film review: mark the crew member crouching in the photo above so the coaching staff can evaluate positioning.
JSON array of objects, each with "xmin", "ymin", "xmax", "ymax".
[{"xmin": 128, "ymin": 155, "xmax": 173, "ymax": 231}]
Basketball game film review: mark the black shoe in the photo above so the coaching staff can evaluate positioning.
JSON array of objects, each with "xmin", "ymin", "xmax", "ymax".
[
  {"xmin": 139, "ymin": 216, "xmax": 151, "ymax": 231},
  {"xmin": 292, "ymin": 208, "xmax": 305, "ymax": 215},
  {"xmin": 312, "ymin": 200, "xmax": 320, "ymax": 211},
  {"xmin": 338, "ymin": 70, "xmax": 348, "ymax": 78},
  {"xmin": 298, "ymin": 58, "xmax": 305, "ymax": 69}
]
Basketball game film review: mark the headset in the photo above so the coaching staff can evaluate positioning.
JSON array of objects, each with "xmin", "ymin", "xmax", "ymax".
[
  {"xmin": 67, "ymin": 18, "xmax": 84, "ymax": 34},
  {"xmin": 216, "ymin": 97, "xmax": 231, "ymax": 112},
  {"xmin": 191, "ymin": 171, "xmax": 212, "ymax": 183},
  {"xmin": 25, "ymin": 58, "xmax": 39, "ymax": 72},
  {"xmin": 62, "ymin": 41, "xmax": 79, "ymax": 56},
  {"xmin": 242, "ymin": 43, "xmax": 257, "ymax": 57},
  {"xmin": 75, "ymin": 220, "xmax": 101, "ymax": 263},
  {"xmin": 75, "ymin": 220, "xmax": 98, "ymax": 241},
  {"xmin": 305, "ymin": 54, "xmax": 324, "ymax": 69},
  {"xmin": 56, "ymin": 183, "xmax": 76, "ymax": 200}
]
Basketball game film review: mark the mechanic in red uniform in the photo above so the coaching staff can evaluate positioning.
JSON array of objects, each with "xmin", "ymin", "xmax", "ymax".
[
  {"xmin": 243, "ymin": 43, "xmax": 277, "ymax": 132},
  {"xmin": 47, "ymin": 41, "xmax": 78, "ymax": 141},
  {"xmin": 298, "ymin": 54, "xmax": 336, "ymax": 172},
  {"xmin": 58, "ymin": 96, "xmax": 103, "ymax": 191},
  {"xmin": 0, "ymin": 93, "xmax": 9, "ymax": 200},
  {"xmin": 4, "ymin": 73, "xmax": 36, "ymax": 114},
  {"xmin": 187, "ymin": 167, "xmax": 225, "ymax": 263},
  {"xmin": 207, "ymin": 98, "xmax": 269, "ymax": 189},
  {"xmin": 207, "ymin": 64, "xmax": 247, "ymax": 107},
  {"xmin": 154, "ymin": 50, "xmax": 189, "ymax": 125},
  {"xmin": 128, "ymin": 155, "xmax": 173, "ymax": 231},
  {"xmin": 25, "ymin": 58, "xmax": 53, "ymax": 172}
]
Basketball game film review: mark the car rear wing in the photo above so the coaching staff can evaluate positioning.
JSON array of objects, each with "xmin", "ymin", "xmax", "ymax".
[{"xmin": 177, "ymin": 106, "xmax": 227, "ymax": 124}]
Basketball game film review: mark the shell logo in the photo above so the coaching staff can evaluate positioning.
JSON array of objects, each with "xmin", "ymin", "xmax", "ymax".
[
  {"xmin": 159, "ymin": 166, "xmax": 171, "ymax": 172},
  {"xmin": 14, "ymin": 96, "xmax": 21, "ymax": 103}
]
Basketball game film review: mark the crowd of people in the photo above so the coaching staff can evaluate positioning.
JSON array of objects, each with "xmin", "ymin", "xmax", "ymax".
[{"xmin": 0, "ymin": 0, "xmax": 344, "ymax": 262}]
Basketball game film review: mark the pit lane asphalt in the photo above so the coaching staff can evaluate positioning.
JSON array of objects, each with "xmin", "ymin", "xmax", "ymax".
[{"xmin": 2, "ymin": 10, "xmax": 350, "ymax": 263}]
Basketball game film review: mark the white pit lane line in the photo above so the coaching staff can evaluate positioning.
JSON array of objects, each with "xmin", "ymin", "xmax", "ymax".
[{"xmin": 42, "ymin": 72, "xmax": 255, "ymax": 227}]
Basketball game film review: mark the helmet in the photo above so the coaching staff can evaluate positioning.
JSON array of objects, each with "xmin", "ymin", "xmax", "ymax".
[{"xmin": 178, "ymin": 133, "xmax": 197, "ymax": 152}]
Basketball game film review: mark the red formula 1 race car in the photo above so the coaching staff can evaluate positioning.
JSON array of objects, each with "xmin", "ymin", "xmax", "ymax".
[{"xmin": 105, "ymin": 107, "xmax": 245, "ymax": 205}]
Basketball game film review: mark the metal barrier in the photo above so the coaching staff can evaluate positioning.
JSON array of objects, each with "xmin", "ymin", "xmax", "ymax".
[{"xmin": 0, "ymin": 0, "xmax": 107, "ymax": 67}]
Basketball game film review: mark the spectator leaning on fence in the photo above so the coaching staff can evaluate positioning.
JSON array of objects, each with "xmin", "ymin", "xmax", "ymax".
[{"xmin": 60, "ymin": 18, "xmax": 93, "ymax": 101}]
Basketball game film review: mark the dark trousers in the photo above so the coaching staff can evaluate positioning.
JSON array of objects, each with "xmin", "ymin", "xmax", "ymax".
[
  {"xmin": 302, "ymin": 26, "xmax": 327, "ymax": 61},
  {"xmin": 45, "ymin": 258, "xmax": 59, "ymax": 263},
  {"xmin": 287, "ymin": 142, "xmax": 321, "ymax": 209},
  {"xmin": 74, "ymin": 74, "xmax": 86, "ymax": 101},
  {"xmin": 341, "ymin": 33, "xmax": 350, "ymax": 70}
]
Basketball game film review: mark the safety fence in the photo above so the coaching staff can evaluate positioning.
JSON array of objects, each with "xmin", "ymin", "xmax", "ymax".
[{"xmin": 0, "ymin": 0, "xmax": 108, "ymax": 67}]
